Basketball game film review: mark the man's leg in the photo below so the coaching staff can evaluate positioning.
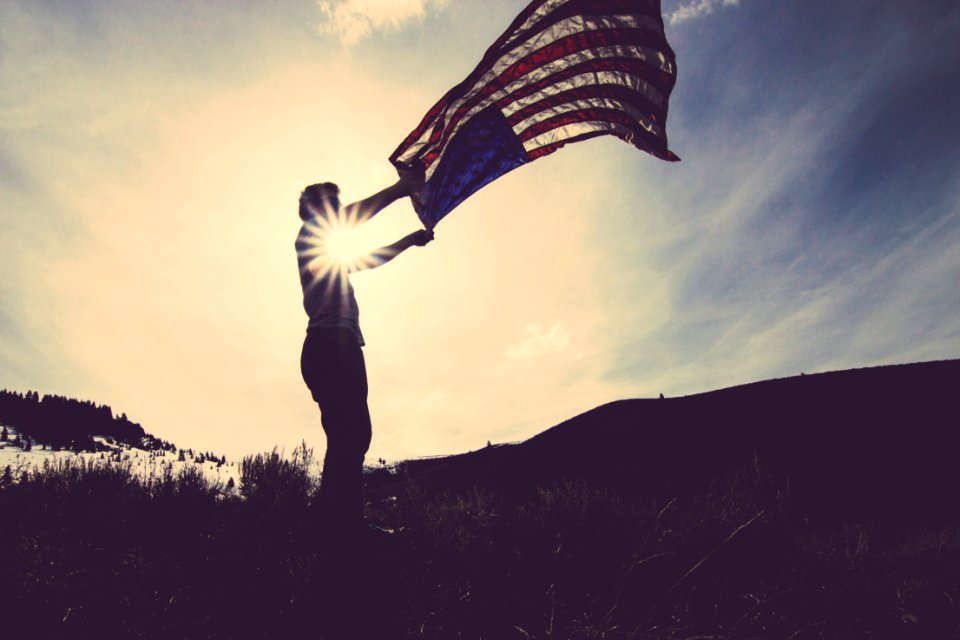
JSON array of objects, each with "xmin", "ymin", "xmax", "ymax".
[
  {"xmin": 301, "ymin": 328, "xmax": 372, "ymax": 535},
  {"xmin": 303, "ymin": 330, "xmax": 393, "ymax": 639}
]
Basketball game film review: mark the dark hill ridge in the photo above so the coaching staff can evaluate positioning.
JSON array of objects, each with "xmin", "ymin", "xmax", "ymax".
[
  {"xmin": 0, "ymin": 389, "xmax": 168, "ymax": 453},
  {"xmin": 394, "ymin": 359, "xmax": 960, "ymax": 521}
]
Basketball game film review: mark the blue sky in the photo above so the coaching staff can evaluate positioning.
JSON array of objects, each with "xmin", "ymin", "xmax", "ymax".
[{"xmin": 2, "ymin": 0, "xmax": 958, "ymax": 460}]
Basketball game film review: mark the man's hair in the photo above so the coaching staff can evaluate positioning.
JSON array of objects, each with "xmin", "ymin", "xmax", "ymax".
[{"xmin": 299, "ymin": 182, "xmax": 340, "ymax": 221}]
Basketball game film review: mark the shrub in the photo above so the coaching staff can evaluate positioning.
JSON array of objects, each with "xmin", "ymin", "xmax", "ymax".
[{"xmin": 240, "ymin": 442, "xmax": 315, "ymax": 511}]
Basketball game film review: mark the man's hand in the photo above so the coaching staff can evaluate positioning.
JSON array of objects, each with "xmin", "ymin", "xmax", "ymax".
[
  {"xmin": 407, "ymin": 229, "xmax": 435, "ymax": 247},
  {"xmin": 395, "ymin": 164, "xmax": 426, "ymax": 215},
  {"xmin": 396, "ymin": 164, "xmax": 425, "ymax": 197}
]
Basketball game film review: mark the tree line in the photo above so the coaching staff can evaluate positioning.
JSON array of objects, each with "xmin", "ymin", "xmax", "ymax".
[{"xmin": 0, "ymin": 389, "xmax": 172, "ymax": 453}]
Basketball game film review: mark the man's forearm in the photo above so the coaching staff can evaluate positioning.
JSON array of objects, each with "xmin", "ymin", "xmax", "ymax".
[
  {"xmin": 352, "ymin": 236, "xmax": 413, "ymax": 272},
  {"xmin": 343, "ymin": 180, "xmax": 406, "ymax": 224}
]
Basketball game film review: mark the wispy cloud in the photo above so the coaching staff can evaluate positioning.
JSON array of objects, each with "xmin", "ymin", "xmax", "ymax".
[
  {"xmin": 668, "ymin": 0, "xmax": 740, "ymax": 25},
  {"xmin": 597, "ymin": 2, "xmax": 960, "ymax": 398},
  {"xmin": 317, "ymin": 0, "xmax": 449, "ymax": 45},
  {"xmin": 507, "ymin": 321, "xmax": 571, "ymax": 359}
]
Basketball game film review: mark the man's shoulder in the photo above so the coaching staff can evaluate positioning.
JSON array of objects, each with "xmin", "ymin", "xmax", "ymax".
[{"xmin": 295, "ymin": 220, "xmax": 315, "ymax": 247}]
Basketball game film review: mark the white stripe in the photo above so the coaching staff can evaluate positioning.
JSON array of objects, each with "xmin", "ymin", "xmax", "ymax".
[
  {"xmin": 511, "ymin": 97, "xmax": 664, "ymax": 141},
  {"xmin": 521, "ymin": 120, "xmax": 639, "ymax": 154},
  {"xmin": 416, "ymin": 47, "xmax": 668, "ymax": 178},
  {"xmin": 499, "ymin": 0, "xmax": 574, "ymax": 51},
  {"xmin": 396, "ymin": 13, "xmax": 670, "ymax": 164},
  {"xmin": 501, "ymin": 68, "xmax": 666, "ymax": 116},
  {"xmin": 497, "ymin": 0, "xmax": 661, "ymax": 54}
]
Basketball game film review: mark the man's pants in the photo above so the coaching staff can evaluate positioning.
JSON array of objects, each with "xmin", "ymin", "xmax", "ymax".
[{"xmin": 300, "ymin": 327, "xmax": 372, "ymax": 533}]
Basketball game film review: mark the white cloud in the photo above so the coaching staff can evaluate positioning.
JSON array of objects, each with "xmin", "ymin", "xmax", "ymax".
[
  {"xmin": 507, "ymin": 321, "xmax": 571, "ymax": 359},
  {"xmin": 317, "ymin": 0, "xmax": 449, "ymax": 45},
  {"xmin": 667, "ymin": 0, "xmax": 740, "ymax": 25}
]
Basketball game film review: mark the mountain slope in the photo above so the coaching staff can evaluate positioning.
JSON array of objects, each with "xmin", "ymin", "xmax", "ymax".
[{"xmin": 394, "ymin": 359, "xmax": 960, "ymax": 521}]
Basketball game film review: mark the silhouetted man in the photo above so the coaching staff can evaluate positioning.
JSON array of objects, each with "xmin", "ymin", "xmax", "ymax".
[{"xmin": 296, "ymin": 175, "xmax": 431, "ymax": 541}]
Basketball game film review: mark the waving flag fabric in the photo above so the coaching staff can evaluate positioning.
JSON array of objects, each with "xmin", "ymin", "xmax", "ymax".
[{"xmin": 390, "ymin": 0, "xmax": 679, "ymax": 228}]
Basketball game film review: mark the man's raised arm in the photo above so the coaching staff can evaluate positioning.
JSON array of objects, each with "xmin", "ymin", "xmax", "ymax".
[{"xmin": 343, "ymin": 168, "xmax": 424, "ymax": 224}]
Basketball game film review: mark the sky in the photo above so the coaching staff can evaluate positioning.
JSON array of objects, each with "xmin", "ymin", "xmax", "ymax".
[{"xmin": 2, "ymin": 0, "xmax": 959, "ymax": 462}]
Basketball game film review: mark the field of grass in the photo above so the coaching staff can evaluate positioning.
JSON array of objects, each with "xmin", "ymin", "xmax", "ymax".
[{"xmin": 1, "ymin": 447, "xmax": 958, "ymax": 639}]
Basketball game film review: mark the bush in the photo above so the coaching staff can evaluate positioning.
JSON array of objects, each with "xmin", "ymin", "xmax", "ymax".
[
  {"xmin": 1, "ymin": 451, "xmax": 959, "ymax": 639},
  {"xmin": 239, "ymin": 441, "xmax": 315, "ymax": 511}
]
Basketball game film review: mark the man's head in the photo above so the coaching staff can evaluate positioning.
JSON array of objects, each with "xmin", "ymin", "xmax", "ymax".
[{"xmin": 299, "ymin": 182, "xmax": 340, "ymax": 221}]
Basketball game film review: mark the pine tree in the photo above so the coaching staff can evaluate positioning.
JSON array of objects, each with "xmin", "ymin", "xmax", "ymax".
[{"xmin": 1, "ymin": 425, "xmax": 7, "ymax": 442}]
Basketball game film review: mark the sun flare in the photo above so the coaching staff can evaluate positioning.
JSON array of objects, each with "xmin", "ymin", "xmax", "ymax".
[
  {"xmin": 298, "ymin": 204, "xmax": 374, "ymax": 278},
  {"xmin": 325, "ymin": 225, "xmax": 368, "ymax": 267}
]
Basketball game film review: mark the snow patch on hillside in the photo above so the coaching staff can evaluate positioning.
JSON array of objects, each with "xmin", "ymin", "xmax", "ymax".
[{"xmin": 0, "ymin": 425, "xmax": 238, "ymax": 487}]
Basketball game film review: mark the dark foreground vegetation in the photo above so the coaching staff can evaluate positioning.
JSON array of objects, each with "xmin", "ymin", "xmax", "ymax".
[
  {"xmin": 3, "ymin": 360, "xmax": 958, "ymax": 638},
  {"xmin": 1, "ymin": 446, "xmax": 958, "ymax": 639}
]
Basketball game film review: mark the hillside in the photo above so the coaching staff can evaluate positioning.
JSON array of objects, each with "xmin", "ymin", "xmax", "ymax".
[
  {"xmin": 0, "ymin": 389, "xmax": 158, "ymax": 451},
  {"xmin": 0, "ymin": 390, "xmax": 235, "ymax": 485},
  {"xmin": 2, "ymin": 360, "xmax": 959, "ymax": 639},
  {"xmin": 391, "ymin": 359, "xmax": 960, "ymax": 521}
]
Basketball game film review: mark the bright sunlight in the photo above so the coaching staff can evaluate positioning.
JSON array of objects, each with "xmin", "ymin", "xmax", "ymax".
[
  {"xmin": 325, "ymin": 225, "xmax": 369, "ymax": 267},
  {"xmin": 299, "ymin": 203, "xmax": 374, "ymax": 279}
]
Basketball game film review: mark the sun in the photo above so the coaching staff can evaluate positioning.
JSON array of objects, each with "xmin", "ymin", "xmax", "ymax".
[
  {"xmin": 325, "ymin": 222, "xmax": 370, "ymax": 270},
  {"xmin": 298, "ymin": 204, "xmax": 373, "ymax": 278}
]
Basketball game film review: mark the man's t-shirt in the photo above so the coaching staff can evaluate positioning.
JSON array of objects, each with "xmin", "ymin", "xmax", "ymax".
[{"xmin": 295, "ymin": 216, "xmax": 365, "ymax": 346}]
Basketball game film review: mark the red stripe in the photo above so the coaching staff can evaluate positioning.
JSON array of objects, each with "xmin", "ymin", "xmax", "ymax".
[
  {"xmin": 389, "ymin": 84, "xmax": 458, "ymax": 166},
  {"xmin": 526, "ymin": 123, "xmax": 679, "ymax": 161},
  {"xmin": 392, "ymin": 0, "xmax": 678, "ymax": 170},
  {"xmin": 496, "ymin": 57, "xmax": 674, "ymax": 113},
  {"xmin": 419, "ymin": 27, "xmax": 675, "ymax": 169},
  {"xmin": 527, "ymin": 130, "xmax": 607, "ymax": 159},
  {"xmin": 517, "ymin": 107, "xmax": 646, "ymax": 141},
  {"xmin": 517, "ymin": 106, "xmax": 676, "ymax": 162},
  {"xmin": 482, "ymin": 0, "xmax": 554, "ymax": 61},
  {"xmin": 496, "ymin": 0, "xmax": 671, "ymax": 59},
  {"xmin": 505, "ymin": 81, "xmax": 668, "ymax": 129}
]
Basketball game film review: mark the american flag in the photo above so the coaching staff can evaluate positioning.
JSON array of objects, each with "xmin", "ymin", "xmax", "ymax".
[{"xmin": 390, "ymin": 0, "xmax": 679, "ymax": 228}]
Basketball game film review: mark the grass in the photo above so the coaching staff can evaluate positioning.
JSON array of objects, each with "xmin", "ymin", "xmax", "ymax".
[{"xmin": 1, "ymin": 450, "xmax": 958, "ymax": 639}]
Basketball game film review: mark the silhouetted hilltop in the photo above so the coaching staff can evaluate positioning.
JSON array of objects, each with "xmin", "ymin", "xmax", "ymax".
[
  {"xmin": 0, "ymin": 389, "xmax": 168, "ymax": 452},
  {"xmin": 394, "ymin": 359, "xmax": 960, "ymax": 521}
]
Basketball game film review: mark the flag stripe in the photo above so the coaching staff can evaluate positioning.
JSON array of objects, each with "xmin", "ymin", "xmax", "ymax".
[
  {"xmin": 522, "ymin": 118, "xmax": 675, "ymax": 161},
  {"xmin": 425, "ymin": 82, "xmax": 668, "ymax": 175},
  {"xmin": 511, "ymin": 95, "xmax": 663, "ymax": 143},
  {"xmin": 390, "ymin": 0, "xmax": 678, "ymax": 226},
  {"xmin": 487, "ymin": 0, "xmax": 569, "ymax": 55},
  {"xmin": 518, "ymin": 107, "xmax": 656, "ymax": 144},
  {"xmin": 525, "ymin": 128, "xmax": 609, "ymax": 159},
  {"xmin": 412, "ymin": 26, "xmax": 675, "ymax": 170},
  {"xmin": 420, "ymin": 57, "xmax": 669, "ymax": 179},
  {"xmin": 503, "ymin": 72, "xmax": 667, "ymax": 124},
  {"xmin": 395, "ymin": 17, "xmax": 673, "ymax": 165},
  {"xmin": 399, "ymin": 48, "xmax": 671, "ymax": 173},
  {"xmin": 445, "ymin": 0, "xmax": 667, "ymax": 120},
  {"xmin": 498, "ymin": 56, "xmax": 671, "ymax": 115},
  {"xmin": 499, "ymin": 0, "xmax": 667, "ymax": 56},
  {"xmin": 494, "ymin": 0, "xmax": 666, "ymax": 55}
]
